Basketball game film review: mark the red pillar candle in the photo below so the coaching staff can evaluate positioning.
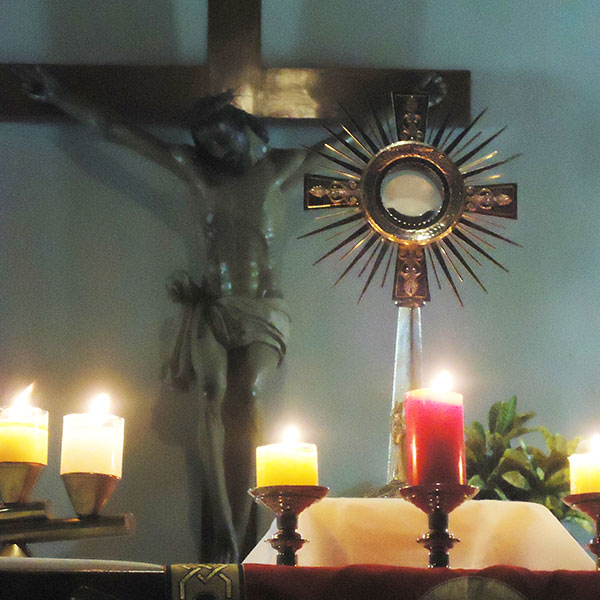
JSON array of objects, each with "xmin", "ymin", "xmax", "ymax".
[{"xmin": 404, "ymin": 374, "xmax": 466, "ymax": 486}]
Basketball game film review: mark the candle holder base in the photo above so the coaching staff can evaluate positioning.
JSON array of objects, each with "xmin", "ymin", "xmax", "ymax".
[
  {"xmin": 0, "ymin": 543, "xmax": 30, "ymax": 557},
  {"xmin": 0, "ymin": 488, "xmax": 133, "ymax": 555},
  {"xmin": 399, "ymin": 483, "xmax": 478, "ymax": 568},
  {"xmin": 563, "ymin": 493, "xmax": 600, "ymax": 569},
  {"xmin": 249, "ymin": 485, "xmax": 329, "ymax": 566},
  {"xmin": 61, "ymin": 473, "xmax": 120, "ymax": 517},
  {"xmin": 0, "ymin": 462, "xmax": 45, "ymax": 504},
  {"xmin": 0, "ymin": 466, "xmax": 131, "ymax": 556}
]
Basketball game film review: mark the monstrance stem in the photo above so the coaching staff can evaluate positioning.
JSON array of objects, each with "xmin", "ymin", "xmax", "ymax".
[{"xmin": 386, "ymin": 306, "xmax": 423, "ymax": 483}]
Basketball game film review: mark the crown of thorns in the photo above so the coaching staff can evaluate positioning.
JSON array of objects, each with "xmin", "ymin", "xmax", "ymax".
[{"xmin": 187, "ymin": 89, "xmax": 236, "ymax": 126}]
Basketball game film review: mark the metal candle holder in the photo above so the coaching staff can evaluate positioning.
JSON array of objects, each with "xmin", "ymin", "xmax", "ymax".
[
  {"xmin": 0, "ymin": 462, "xmax": 133, "ymax": 557},
  {"xmin": 400, "ymin": 482, "xmax": 478, "ymax": 568},
  {"xmin": 249, "ymin": 485, "xmax": 329, "ymax": 566},
  {"xmin": 563, "ymin": 493, "xmax": 600, "ymax": 569}
]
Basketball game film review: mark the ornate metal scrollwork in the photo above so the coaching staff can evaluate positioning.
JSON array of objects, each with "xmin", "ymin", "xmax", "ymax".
[
  {"xmin": 465, "ymin": 184, "xmax": 517, "ymax": 219},
  {"xmin": 304, "ymin": 174, "xmax": 360, "ymax": 209},
  {"xmin": 301, "ymin": 93, "xmax": 519, "ymax": 305},
  {"xmin": 170, "ymin": 564, "xmax": 242, "ymax": 600},
  {"xmin": 393, "ymin": 245, "xmax": 430, "ymax": 307}
]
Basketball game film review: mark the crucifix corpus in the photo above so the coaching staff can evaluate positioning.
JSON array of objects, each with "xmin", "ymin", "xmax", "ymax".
[{"xmin": 1, "ymin": 0, "xmax": 472, "ymax": 563}]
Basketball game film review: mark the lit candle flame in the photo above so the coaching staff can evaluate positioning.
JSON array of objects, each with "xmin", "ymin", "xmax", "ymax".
[
  {"xmin": 7, "ymin": 383, "xmax": 35, "ymax": 418},
  {"xmin": 589, "ymin": 434, "xmax": 600, "ymax": 454},
  {"xmin": 282, "ymin": 425, "xmax": 301, "ymax": 444},
  {"xmin": 431, "ymin": 370, "xmax": 453, "ymax": 393},
  {"xmin": 89, "ymin": 393, "xmax": 111, "ymax": 416},
  {"xmin": 11, "ymin": 383, "xmax": 34, "ymax": 409}
]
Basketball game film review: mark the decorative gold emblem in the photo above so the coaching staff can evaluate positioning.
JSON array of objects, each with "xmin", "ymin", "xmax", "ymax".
[
  {"xmin": 309, "ymin": 179, "xmax": 359, "ymax": 204},
  {"xmin": 466, "ymin": 186, "xmax": 512, "ymax": 210},
  {"xmin": 401, "ymin": 96, "xmax": 425, "ymax": 141},
  {"xmin": 171, "ymin": 564, "xmax": 241, "ymax": 600},
  {"xmin": 398, "ymin": 246, "xmax": 424, "ymax": 297},
  {"xmin": 391, "ymin": 401, "xmax": 405, "ymax": 446},
  {"xmin": 301, "ymin": 93, "xmax": 519, "ymax": 306}
]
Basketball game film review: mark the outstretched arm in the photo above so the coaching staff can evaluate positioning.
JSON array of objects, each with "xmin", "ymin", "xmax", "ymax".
[
  {"xmin": 17, "ymin": 66, "xmax": 191, "ymax": 179},
  {"xmin": 275, "ymin": 128, "xmax": 354, "ymax": 193}
]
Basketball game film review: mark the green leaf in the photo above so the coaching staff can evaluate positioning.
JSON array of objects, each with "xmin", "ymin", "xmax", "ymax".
[
  {"xmin": 501, "ymin": 470, "xmax": 531, "ymax": 490},
  {"xmin": 504, "ymin": 414, "xmax": 537, "ymax": 441},
  {"xmin": 499, "ymin": 448, "xmax": 535, "ymax": 473},
  {"xmin": 494, "ymin": 487, "xmax": 508, "ymax": 501},
  {"xmin": 518, "ymin": 438, "xmax": 531, "ymax": 455},
  {"xmin": 538, "ymin": 425, "xmax": 555, "ymax": 450},
  {"xmin": 505, "ymin": 426, "xmax": 537, "ymax": 440},
  {"xmin": 511, "ymin": 412, "xmax": 537, "ymax": 430},
  {"xmin": 488, "ymin": 397, "xmax": 517, "ymax": 436},
  {"xmin": 488, "ymin": 433, "xmax": 510, "ymax": 464},
  {"xmin": 566, "ymin": 436, "xmax": 581, "ymax": 456},
  {"xmin": 544, "ymin": 494, "xmax": 564, "ymax": 517},
  {"xmin": 488, "ymin": 400, "xmax": 502, "ymax": 434},
  {"xmin": 496, "ymin": 448, "xmax": 539, "ymax": 493},
  {"xmin": 468, "ymin": 474, "xmax": 486, "ymax": 488},
  {"xmin": 465, "ymin": 421, "xmax": 486, "ymax": 457},
  {"xmin": 523, "ymin": 444, "xmax": 546, "ymax": 468},
  {"xmin": 545, "ymin": 468, "xmax": 570, "ymax": 491},
  {"xmin": 539, "ymin": 426, "xmax": 570, "ymax": 454},
  {"xmin": 469, "ymin": 421, "xmax": 486, "ymax": 441},
  {"xmin": 563, "ymin": 510, "xmax": 595, "ymax": 534},
  {"xmin": 465, "ymin": 446, "xmax": 478, "ymax": 464},
  {"xmin": 542, "ymin": 450, "xmax": 569, "ymax": 479},
  {"xmin": 496, "ymin": 396, "xmax": 517, "ymax": 436},
  {"xmin": 466, "ymin": 395, "xmax": 582, "ymax": 520}
]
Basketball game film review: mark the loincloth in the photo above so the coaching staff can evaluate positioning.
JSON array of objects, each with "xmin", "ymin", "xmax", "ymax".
[
  {"xmin": 163, "ymin": 274, "xmax": 291, "ymax": 390},
  {"xmin": 207, "ymin": 296, "xmax": 291, "ymax": 357}
]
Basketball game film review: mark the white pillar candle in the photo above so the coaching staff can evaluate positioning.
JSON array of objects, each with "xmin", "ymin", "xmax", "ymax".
[{"xmin": 60, "ymin": 394, "xmax": 124, "ymax": 477}]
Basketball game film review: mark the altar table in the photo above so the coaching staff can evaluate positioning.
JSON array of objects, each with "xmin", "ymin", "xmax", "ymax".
[
  {"xmin": 246, "ymin": 498, "xmax": 594, "ymax": 570},
  {"xmin": 1, "ymin": 561, "xmax": 600, "ymax": 600}
]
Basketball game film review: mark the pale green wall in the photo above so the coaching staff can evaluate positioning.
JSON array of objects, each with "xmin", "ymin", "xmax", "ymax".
[{"xmin": 1, "ymin": 0, "xmax": 599, "ymax": 562}]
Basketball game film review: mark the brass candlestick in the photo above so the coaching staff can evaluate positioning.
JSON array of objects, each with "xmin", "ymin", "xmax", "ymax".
[
  {"xmin": 0, "ymin": 462, "xmax": 45, "ymax": 504},
  {"xmin": 249, "ymin": 485, "xmax": 329, "ymax": 566},
  {"xmin": 563, "ymin": 493, "xmax": 600, "ymax": 569},
  {"xmin": 400, "ymin": 483, "xmax": 478, "ymax": 568},
  {"xmin": 61, "ymin": 472, "xmax": 120, "ymax": 517},
  {"xmin": 0, "ymin": 464, "xmax": 133, "ymax": 557}
]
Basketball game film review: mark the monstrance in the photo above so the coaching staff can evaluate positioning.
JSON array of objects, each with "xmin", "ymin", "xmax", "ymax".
[{"xmin": 301, "ymin": 93, "xmax": 519, "ymax": 484}]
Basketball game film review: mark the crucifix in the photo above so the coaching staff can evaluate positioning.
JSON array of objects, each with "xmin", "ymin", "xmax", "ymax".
[{"xmin": 0, "ymin": 0, "xmax": 475, "ymax": 563}]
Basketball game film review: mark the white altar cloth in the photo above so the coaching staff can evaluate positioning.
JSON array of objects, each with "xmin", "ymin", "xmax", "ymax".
[
  {"xmin": 0, "ymin": 557, "xmax": 163, "ymax": 571},
  {"xmin": 244, "ymin": 498, "xmax": 595, "ymax": 570}
]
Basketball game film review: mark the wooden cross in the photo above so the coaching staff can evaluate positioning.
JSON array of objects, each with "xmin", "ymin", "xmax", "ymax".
[{"xmin": 0, "ymin": 0, "xmax": 470, "ymax": 124}]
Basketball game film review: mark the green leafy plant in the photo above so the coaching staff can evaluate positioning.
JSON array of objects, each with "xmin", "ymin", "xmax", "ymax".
[{"xmin": 465, "ymin": 396, "xmax": 593, "ymax": 532}]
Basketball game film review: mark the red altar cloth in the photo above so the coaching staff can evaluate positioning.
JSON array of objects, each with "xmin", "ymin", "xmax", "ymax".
[
  {"xmin": 244, "ymin": 564, "xmax": 600, "ymax": 600},
  {"xmin": 2, "ymin": 560, "xmax": 600, "ymax": 599}
]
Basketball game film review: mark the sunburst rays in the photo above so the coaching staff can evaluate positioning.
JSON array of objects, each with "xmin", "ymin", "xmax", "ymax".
[{"xmin": 301, "ymin": 93, "xmax": 519, "ymax": 306}]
